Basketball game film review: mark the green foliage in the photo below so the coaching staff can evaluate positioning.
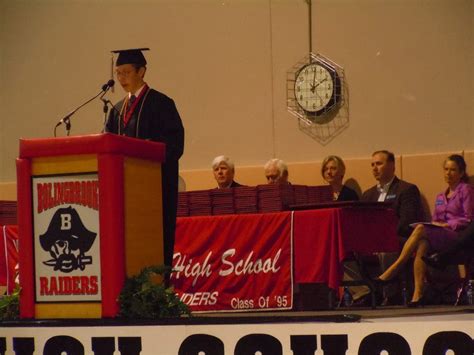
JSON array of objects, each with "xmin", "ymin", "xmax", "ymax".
[
  {"xmin": 0, "ymin": 287, "xmax": 20, "ymax": 320},
  {"xmin": 118, "ymin": 265, "xmax": 190, "ymax": 319}
]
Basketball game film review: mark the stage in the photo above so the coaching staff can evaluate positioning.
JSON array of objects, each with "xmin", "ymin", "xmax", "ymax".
[
  {"xmin": 1, "ymin": 305, "xmax": 473, "ymax": 354},
  {"xmin": 2, "ymin": 197, "xmax": 473, "ymax": 353}
]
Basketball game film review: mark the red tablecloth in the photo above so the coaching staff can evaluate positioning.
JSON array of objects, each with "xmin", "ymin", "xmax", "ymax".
[
  {"xmin": 1, "ymin": 206, "xmax": 399, "ymax": 299},
  {"xmin": 175, "ymin": 206, "xmax": 399, "ymax": 291},
  {"xmin": 293, "ymin": 207, "xmax": 399, "ymax": 290}
]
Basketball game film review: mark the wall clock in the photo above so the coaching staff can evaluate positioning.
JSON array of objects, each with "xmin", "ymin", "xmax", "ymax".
[
  {"xmin": 294, "ymin": 60, "xmax": 341, "ymax": 117},
  {"xmin": 285, "ymin": 0, "xmax": 348, "ymax": 145}
]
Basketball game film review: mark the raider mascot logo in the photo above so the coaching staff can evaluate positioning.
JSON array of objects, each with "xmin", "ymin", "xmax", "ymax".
[{"xmin": 40, "ymin": 206, "xmax": 97, "ymax": 273}]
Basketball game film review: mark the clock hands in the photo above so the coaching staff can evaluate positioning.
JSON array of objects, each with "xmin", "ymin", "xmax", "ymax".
[
  {"xmin": 315, "ymin": 77, "xmax": 327, "ymax": 87},
  {"xmin": 311, "ymin": 67, "xmax": 317, "ymax": 92},
  {"xmin": 310, "ymin": 78, "xmax": 328, "ymax": 93}
]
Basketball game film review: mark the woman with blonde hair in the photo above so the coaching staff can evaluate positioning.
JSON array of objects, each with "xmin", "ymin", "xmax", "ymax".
[{"xmin": 321, "ymin": 155, "xmax": 358, "ymax": 201}]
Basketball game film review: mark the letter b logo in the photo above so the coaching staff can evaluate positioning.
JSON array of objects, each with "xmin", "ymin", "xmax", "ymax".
[{"xmin": 60, "ymin": 213, "xmax": 72, "ymax": 230}]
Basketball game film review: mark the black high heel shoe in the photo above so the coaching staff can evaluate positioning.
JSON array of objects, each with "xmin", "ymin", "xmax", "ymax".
[{"xmin": 407, "ymin": 295, "xmax": 425, "ymax": 308}]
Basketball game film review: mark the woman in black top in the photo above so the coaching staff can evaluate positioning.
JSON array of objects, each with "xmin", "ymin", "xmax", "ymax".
[{"xmin": 321, "ymin": 155, "xmax": 359, "ymax": 202}]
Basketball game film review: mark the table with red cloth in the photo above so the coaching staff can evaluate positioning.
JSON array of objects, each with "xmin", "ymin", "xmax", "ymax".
[
  {"xmin": 173, "ymin": 205, "xmax": 399, "ymax": 299},
  {"xmin": 293, "ymin": 207, "xmax": 399, "ymax": 290},
  {"xmin": 0, "ymin": 205, "xmax": 399, "ymax": 308}
]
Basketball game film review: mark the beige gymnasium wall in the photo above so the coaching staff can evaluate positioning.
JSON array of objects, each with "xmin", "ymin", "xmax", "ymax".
[{"xmin": 1, "ymin": 1, "xmax": 472, "ymax": 204}]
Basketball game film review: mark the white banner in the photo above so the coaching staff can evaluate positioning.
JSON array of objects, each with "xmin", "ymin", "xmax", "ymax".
[{"xmin": 0, "ymin": 314, "xmax": 472, "ymax": 354}]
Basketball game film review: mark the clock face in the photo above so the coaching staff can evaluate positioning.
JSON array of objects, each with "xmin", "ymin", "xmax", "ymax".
[{"xmin": 294, "ymin": 62, "xmax": 339, "ymax": 115}]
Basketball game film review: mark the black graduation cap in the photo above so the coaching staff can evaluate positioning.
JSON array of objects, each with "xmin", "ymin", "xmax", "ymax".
[{"xmin": 112, "ymin": 48, "xmax": 150, "ymax": 66}]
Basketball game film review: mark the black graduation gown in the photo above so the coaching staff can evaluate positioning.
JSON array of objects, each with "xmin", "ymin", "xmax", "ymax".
[{"xmin": 105, "ymin": 87, "xmax": 185, "ymax": 267}]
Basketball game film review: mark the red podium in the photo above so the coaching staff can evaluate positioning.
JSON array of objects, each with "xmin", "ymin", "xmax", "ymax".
[{"xmin": 16, "ymin": 133, "xmax": 165, "ymax": 318}]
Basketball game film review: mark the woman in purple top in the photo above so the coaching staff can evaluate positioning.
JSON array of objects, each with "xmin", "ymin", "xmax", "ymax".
[{"xmin": 375, "ymin": 154, "xmax": 474, "ymax": 307}]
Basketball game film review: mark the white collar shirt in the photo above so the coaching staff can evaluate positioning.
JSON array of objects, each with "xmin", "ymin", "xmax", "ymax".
[
  {"xmin": 376, "ymin": 177, "xmax": 395, "ymax": 202},
  {"xmin": 129, "ymin": 84, "xmax": 146, "ymax": 99}
]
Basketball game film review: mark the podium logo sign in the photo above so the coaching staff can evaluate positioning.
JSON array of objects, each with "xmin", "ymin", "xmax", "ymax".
[
  {"xmin": 32, "ymin": 174, "xmax": 101, "ymax": 302},
  {"xmin": 40, "ymin": 207, "xmax": 96, "ymax": 273}
]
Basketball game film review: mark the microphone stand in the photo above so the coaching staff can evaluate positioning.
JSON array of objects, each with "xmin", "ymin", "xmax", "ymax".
[
  {"xmin": 54, "ymin": 85, "xmax": 113, "ymax": 137},
  {"xmin": 100, "ymin": 91, "xmax": 110, "ymax": 127},
  {"xmin": 100, "ymin": 93, "xmax": 122, "ymax": 132}
]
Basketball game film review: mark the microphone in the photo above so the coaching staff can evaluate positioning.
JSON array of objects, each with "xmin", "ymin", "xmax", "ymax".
[
  {"xmin": 101, "ymin": 79, "xmax": 115, "ymax": 92},
  {"xmin": 54, "ymin": 80, "xmax": 116, "ymax": 135}
]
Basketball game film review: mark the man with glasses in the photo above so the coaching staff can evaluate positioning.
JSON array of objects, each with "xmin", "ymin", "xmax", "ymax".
[{"xmin": 105, "ymin": 48, "xmax": 184, "ymax": 271}]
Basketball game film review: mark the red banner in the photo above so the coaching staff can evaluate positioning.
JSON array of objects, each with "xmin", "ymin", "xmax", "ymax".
[
  {"xmin": 172, "ymin": 212, "xmax": 293, "ymax": 312},
  {"xmin": 1, "ymin": 225, "xmax": 19, "ymax": 295}
]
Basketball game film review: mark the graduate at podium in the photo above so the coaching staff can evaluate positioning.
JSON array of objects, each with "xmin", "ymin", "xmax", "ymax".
[{"xmin": 105, "ymin": 48, "xmax": 185, "ymax": 269}]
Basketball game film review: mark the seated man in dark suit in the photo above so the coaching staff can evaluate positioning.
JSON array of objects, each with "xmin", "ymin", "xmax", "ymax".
[
  {"xmin": 345, "ymin": 150, "xmax": 423, "ymax": 306},
  {"xmin": 362, "ymin": 150, "xmax": 423, "ymax": 242},
  {"xmin": 212, "ymin": 155, "xmax": 243, "ymax": 189}
]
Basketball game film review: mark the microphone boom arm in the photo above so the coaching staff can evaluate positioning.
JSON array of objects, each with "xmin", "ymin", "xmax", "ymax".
[{"xmin": 54, "ymin": 80, "xmax": 115, "ymax": 136}]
